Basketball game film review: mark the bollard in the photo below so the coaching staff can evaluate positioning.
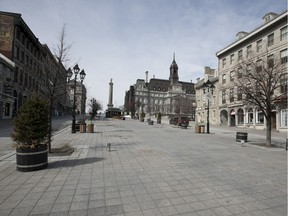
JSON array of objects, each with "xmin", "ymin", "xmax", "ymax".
[
  {"xmin": 286, "ymin": 139, "xmax": 287, "ymax": 151},
  {"xmin": 241, "ymin": 140, "xmax": 245, "ymax": 147},
  {"xmin": 107, "ymin": 143, "xmax": 111, "ymax": 152}
]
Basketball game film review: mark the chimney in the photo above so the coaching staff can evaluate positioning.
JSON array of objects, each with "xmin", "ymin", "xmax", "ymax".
[{"xmin": 145, "ymin": 71, "xmax": 148, "ymax": 83}]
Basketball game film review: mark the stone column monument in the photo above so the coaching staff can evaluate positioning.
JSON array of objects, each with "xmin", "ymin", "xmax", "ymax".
[{"xmin": 107, "ymin": 78, "xmax": 114, "ymax": 108}]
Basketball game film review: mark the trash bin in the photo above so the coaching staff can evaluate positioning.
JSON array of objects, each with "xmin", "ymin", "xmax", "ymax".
[
  {"xmin": 200, "ymin": 125, "xmax": 205, "ymax": 133},
  {"xmin": 236, "ymin": 132, "xmax": 248, "ymax": 142},
  {"xmin": 148, "ymin": 120, "xmax": 154, "ymax": 125}
]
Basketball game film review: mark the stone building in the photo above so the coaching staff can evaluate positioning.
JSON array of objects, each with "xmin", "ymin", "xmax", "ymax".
[
  {"xmin": 0, "ymin": 11, "xmax": 78, "ymax": 116},
  {"xmin": 195, "ymin": 67, "xmax": 218, "ymax": 125},
  {"xmin": 196, "ymin": 10, "xmax": 287, "ymax": 132},
  {"xmin": 67, "ymin": 79, "xmax": 87, "ymax": 115},
  {"xmin": 125, "ymin": 55, "xmax": 196, "ymax": 117}
]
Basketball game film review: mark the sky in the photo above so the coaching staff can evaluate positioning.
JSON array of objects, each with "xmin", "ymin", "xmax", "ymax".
[{"xmin": 1, "ymin": 0, "xmax": 287, "ymax": 111}]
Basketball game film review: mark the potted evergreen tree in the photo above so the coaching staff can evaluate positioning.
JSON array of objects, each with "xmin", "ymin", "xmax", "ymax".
[
  {"xmin": 11, "ymin": 93, "xmax": 50, "ymax": 172},
  {"xmin": 157, "ymin": 112, "xmax": 162, "ymax": 124}
]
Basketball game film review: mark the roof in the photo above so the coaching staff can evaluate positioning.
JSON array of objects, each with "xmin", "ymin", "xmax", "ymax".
[{"xmin": 216, "ymin": 10, "xmax": 288, "ymax": 57}]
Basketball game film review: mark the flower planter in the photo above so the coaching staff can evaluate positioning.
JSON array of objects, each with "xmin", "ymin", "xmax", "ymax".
[
  {"xmin": 87, "ymin": 124, "xmax": 94, "ymax": 133},
  {"xmin": 16, "ymin": 145, "xmax": 48, "ymax": 172},
  {"xmin": 80, "ymin": 123, "xmax": 86, "ymax": 133}
]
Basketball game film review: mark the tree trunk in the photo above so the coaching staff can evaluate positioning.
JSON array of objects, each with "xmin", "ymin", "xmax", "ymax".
[
  {"xmin": 48, "ymin": 103, "xmax": 53, "ymax": 153},
  {"xmin": 266, "ymin": 116, "xmax": 272, "ymax": 146}
]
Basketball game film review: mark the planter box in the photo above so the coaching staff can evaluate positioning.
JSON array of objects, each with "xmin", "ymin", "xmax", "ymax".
[
  {"xmin": 195, "ymin": 125, "xmax": 201, "ymax": 133},
  {"xmin": 80, "ymin": 123, "xmax": 86, "ymax": 133},
  {"xmin": 16, "ymin": 145, "xmax": 48, "ymax": 172},
  {"xmin": 87, "ymin": 124, "xmax": 94, "ymax": 133}
]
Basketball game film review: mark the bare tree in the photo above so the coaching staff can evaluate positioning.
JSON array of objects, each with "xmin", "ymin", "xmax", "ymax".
[
  {"xmin": 235, "ymin": 50, "xmax": 287, "ymax": 146},
  {"xmin": 41, "ymin": 24, "xmax": 72, "ymax": 152},
  {"xmin": 88, "ymin": 98, "xmax": 102, "ymax": 119}
]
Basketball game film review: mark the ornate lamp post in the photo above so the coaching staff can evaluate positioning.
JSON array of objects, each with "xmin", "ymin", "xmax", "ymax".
[
  {"xmin": 202, "ymin": 80, "xmax": 215, "ymax": 134},
  {"xmin": 67, "ymin": 64, "xmax": 86, "ymax": 133}
]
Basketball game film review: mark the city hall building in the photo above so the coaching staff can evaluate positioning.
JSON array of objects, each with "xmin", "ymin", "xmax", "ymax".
[{"xmin": 125, "ymin": 55, "xmax": 196, "ymax": 117}]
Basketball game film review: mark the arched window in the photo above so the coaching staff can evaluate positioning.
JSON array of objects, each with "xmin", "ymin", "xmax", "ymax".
[
  {"xmin": 247, "ymin": 108, "xmax": 254, "ymax": 124},
  {"xmin": 256, "ymin": 108, "xmax": 264, "ymax": 124},
  {"xmin": 237, "ymin": 108, "xmax": 244, "ymax": 124}
]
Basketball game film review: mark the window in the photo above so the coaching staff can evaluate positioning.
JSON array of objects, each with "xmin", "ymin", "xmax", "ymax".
[
  {"xmin": 256, "ymin": 39, "xmax": 262, "ymax": 52},
  {"xmin": 16, "ymin": 28, "xmax": 21, "ymax": 40},
  {"xmin": 222, "ymin": 58, "xmax": 226, "ymax": 68},
  {"xmin": 20, "ymin": 50, "xmax": 24, "ymax": 63},
  {"xmin": 281, "ymin": 109, "xmax": 288, "ymax": 127},
  {"xmin": 246, "ymin": 83, "xmax": 252, "ymax": 99},
  {"xmin": 230, "ymin": 54, "xmax": 234, "ymax": 65},
  {"xmin": 247, "ymin": 45, "xmax": 252, "ymax": 58},
  {"xmin": 15, "ymin": 45, "xmax": 20, "ymax": 60},
  {"xmin": 247, "ymin": 108, "xmax": 254, "ymax": 124},
  {"xmin": 256, "ymin": 60, "xmax": 262, "ymax": 72},
  {"xmin": 237, "ymin": 67, "xmax": 243, "ymax": 79},
  {"xmin": 267, "ymin": 33, "xmax": 274, "ymax": 46},
  {"xmin": 280, "ymin": 49, "xmax": 287, "ymax": 64},
  {"xmin": 267, "ymin": 54, "xmax": 274, "ymax": 68},
  {"xmin": 237, "ymin": 109, "xmax": 244, "ymax": 124},
  {"xmin": 246, "ymin": 64, "xmax": 252, "ymax": 75},
  {"xmin": 229, "ymin": 88, "xmax": 234, "ymax": 102},
  {"xmin": 14, "ymin": 67, "xmax": 18, "ymax": 83},
  {"xmin": 280, "ymin": 26, "xmax": 287, "ymax": 41},
  {"xmin": 230, "ymin": 71, "xmax": 235, "ymax": 81},
  {"xmin": 4, "ymin": 103, "xmax": 10, "ymax": 117},
  {"xmin": 280, "ymin": 73, "xmax": 288, "ymax": 93},
  {"xmin": 256, "ymin": 109, "xmax": 264, "ymax": 124},
  {"xmin": 237, "ymin": 87, "xmax": 242, "ymax": 100},
  {"xmin": 222, "ymin": 90, "xmax": 226, "ymax": 104},
  {"xmin": 238, "ymin": 50, "xmax": 243, "ymax": 61},
  {"xmin": 222, "ymin": 74, "xmax": 226, "ymax": 84}
]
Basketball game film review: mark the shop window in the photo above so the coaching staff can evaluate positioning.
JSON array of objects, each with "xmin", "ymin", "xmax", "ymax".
[
  {"xmin": 256, "ymin": 109, "xmax": 264, "ymax": 124},
  {"xmin": 247, "ymin": 108, "xmax": 254, "ymax": 124},
  {"xmin": 4, "ymin": 103, "xmax": 10, "ymax": 117}
]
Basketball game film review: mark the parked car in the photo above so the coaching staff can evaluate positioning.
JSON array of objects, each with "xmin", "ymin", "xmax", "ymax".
[
  {"xmin": 177, "ymin": 116, "xmax": 189, "ymax": 127},
  {"xmin": 169, "ymin": 117, "xmax": 178, "ymax": 125}
]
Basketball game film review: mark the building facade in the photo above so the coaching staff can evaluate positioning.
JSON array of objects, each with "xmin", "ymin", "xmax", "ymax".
[
  {"xmin": 67, "ymin": 80, "xmax": 87, "ymax": 115},
  {"xmin": 125, "ymin": 55, "xmax": 196, "ymax": 117},
  {"xmin": 196, "ymin": 11, "xmax": 287, "ymax": 132},
  {"xmin": 195, "ymin": 67, "xmax": 219, "ymax": 125},
  {"xmin": 0, "ymin": 11, "xmax": 83, "ymax": 116}
]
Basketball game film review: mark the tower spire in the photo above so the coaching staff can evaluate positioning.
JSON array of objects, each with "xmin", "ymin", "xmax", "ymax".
[{"xmin": 173, "ymin": 52, "xmax": 175, "ymax": 61}]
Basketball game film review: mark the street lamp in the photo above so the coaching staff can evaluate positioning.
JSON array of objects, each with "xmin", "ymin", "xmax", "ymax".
[
  {"xmin": 202, "ymin": 80, "xmax": 215, "ymax": 134},
  {"xmin": 67, "ymin": 64, "xmax": 86, "ymax": 133}
]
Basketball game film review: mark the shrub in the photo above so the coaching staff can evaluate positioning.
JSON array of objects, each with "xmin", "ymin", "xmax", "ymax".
[{"xmin": 11, "ymin": 94, "xmax": 50, "ymax": 149}]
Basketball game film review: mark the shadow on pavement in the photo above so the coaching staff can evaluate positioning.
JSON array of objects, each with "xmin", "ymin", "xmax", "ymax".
[{"xmin": 48, "ymin": 157, "xmax": 104, "ymax": 169}]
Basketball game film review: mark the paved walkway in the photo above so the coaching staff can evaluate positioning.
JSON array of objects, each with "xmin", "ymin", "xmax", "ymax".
[{"xmin": 0, "ymin": 118, "xmax": 286, "ymax": 216}]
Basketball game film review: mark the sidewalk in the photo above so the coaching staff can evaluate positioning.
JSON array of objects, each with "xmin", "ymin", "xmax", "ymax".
[{"xmin": 0, "ymin": 118, "xmax": 286, "ymax": 216}]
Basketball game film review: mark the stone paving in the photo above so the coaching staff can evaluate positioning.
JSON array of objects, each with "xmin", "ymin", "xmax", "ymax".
[{"xmin": 0, "ymin": 118, "xmax": 287, "ymax": 216}]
